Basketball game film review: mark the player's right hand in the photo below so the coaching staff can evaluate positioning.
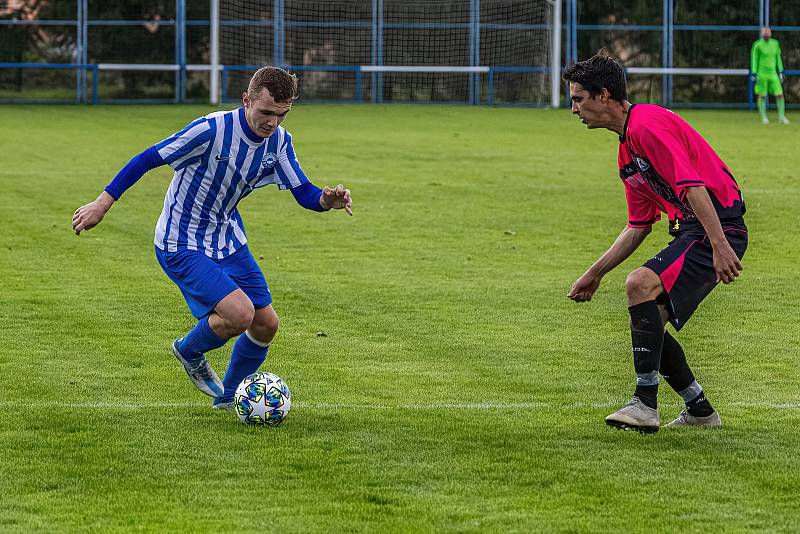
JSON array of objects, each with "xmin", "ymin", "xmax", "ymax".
[
  {"xmin": 712, "ymin": 242, "xmax": 743, "ymax": 284},
  {"xmin": 568, "ymin": 272, "xmax": 601, "ymax": 302},
  {"xmin": 72, "ymin": 193, "xmax": 114, "ymax": 235}
]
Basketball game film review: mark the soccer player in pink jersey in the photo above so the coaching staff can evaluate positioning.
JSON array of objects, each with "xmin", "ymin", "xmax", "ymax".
[{"xmin": 563, "ymin": 51, "xmax": 748, "ymax": 433}]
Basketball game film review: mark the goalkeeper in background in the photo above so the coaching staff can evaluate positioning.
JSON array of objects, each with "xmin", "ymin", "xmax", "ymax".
[{"xmin": 751, "ymin": 27, "xmax": 789, "ymax": 124}]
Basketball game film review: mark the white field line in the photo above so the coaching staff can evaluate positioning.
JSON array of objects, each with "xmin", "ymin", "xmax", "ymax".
[{"xmin": 1, "ymin": 400, "xmax": 799, "ymax": 410}]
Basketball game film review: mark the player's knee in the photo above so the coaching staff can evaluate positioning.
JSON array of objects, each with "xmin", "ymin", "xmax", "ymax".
[
  {"xmin": 227, "ymin": 302, "xmax": 255, "ymax": 335},
  {"xmin": 254, "ymin": 310, "xmax": 279, "ymax": 337},
  {"xmin": 625, "ymin": 268, "xmax": 660, "ymax": 300}
]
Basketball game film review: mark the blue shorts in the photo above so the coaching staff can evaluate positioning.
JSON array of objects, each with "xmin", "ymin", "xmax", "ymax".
[{"xmin": 155, "ymin": 245, "xmax": 272, "ymax": 319}]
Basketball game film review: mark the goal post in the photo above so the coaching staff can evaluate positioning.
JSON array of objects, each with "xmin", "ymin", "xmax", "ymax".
[{"xmin": 214, "ymin": 0, "xmax": 558, "ymax": 106}]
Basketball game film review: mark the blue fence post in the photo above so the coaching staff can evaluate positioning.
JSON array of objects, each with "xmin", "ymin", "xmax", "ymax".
[
  {"xmin": 565, "ymin": 0, "xmax": 578, "ymax": 107},
  {"xmin": 377, "ymin": 0, "xmax": 384, "ymax": 103},
  {"xmin": 82, "ymin": 0, "xmax": 89, "ymax": 102},
  {"xmin": 91, "ymin": 64, "xmax": 98, "ymax": 105},
  {"xmin": 273, "ymin": 0, "xmax": 285, "ymax": 68},
  {"xmin": 668, "ymin": 0, "xmax": 674, "ymax": 107},
  {"xmin": 487, "ymin": 68, "xmax": 494, "ymax": 105},
  {"xmin": 661, "ymin": 0, "xmax": 668, "ymax": 107},
  {"xmin": 371, "ymin": 0, "xmax": 377, "ymax": 102},
  {"xmin": 571, "ymin": 0, "xmax": 577, "ymax": 64},
  {"xmin": 471, "ymin": 0, "xmax": 482, "ymax": 104},
  {"xmin": 175, "ymin": 0, "xmax": 186, "ymax": 103},
  {"xmin": 75, "ymin": 0, "xmax": 81, "ymax": 103}
]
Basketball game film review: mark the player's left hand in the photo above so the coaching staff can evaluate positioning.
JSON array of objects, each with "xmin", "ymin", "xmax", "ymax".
[
  {"xmin": 779, "ymin": 71, "xmax": 785, "ymax": 83},
  {"xmin": 713, "ymin": 242, "xmax": 743, "ymax": 284},
  {"xmin": 320, "ymin": 184, "xmax": 352, "ymax": 215}
]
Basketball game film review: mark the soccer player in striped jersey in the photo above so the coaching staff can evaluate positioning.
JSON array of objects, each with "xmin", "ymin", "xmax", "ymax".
[
  {"xmin": 563, "ymin": 51, "xmax": 747, "ymax": 433},
  {"xmin": 72, "ymin": 67, "xmax": 352, "ymax": 410}
]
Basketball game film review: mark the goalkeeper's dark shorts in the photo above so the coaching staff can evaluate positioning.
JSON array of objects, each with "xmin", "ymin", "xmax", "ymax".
[{"xmin": 643, "ymin": 219, "xmax": 748, "ymax": 331}]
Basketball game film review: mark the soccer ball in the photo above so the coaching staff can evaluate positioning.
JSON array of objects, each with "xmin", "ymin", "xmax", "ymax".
[{"xmin": 234, "ymin": 372, "xmax": 292, "ymax": 426}]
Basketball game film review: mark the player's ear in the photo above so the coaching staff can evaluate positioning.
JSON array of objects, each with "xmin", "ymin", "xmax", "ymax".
[
  {"xmin": 600, "ymin": 88, "xmax": 610, "ymax": 103},
  {"xmin": 242, "ymin": 91, "xmax": 250, "ymax": 107}
]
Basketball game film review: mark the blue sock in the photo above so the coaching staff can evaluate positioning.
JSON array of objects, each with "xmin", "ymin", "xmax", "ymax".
[
  {"xmin": 178, "ymin": 316, "xmax": 228, "ymax": 364},
  {"xmin": 219, "ymin": 331, "xmax": 269, "ymax": 402}
]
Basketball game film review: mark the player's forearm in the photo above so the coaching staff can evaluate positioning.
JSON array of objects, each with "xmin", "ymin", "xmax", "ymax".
[
  {"xmin": 290, "ymin": 181, "xmax": 327, "ymax": 212},
  {"xmin": 95, "ymin": 190, "xmax": 115, "ymax": 210},
  {"xmin": 104, "ymin": 147, "xmax": 164, "ymax": 200},
  {"xmin": 589, "ymin": 226, "xmax": 651, "ymax": 277},
  {"xmin": 685, "ymin": 186, "xmax": 727, "ymax": 247}
]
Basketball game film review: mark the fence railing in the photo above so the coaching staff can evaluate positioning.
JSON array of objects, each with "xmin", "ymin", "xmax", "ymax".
[{"xmin": 1, "ymin": 0, "xmax": 797, "ymax": 107}]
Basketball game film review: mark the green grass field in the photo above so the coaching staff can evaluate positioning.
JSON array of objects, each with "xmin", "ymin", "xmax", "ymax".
[{"xmin": 1, "ymin": 104, "xmax": 798, "ymax": 533}]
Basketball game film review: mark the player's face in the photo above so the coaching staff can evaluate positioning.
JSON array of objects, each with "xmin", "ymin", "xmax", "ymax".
[
  {"xmin": 242, "ymin": 88, "xmax": 292, "ymax": 138},
  {"xmin": 569, "ymin": 82, "xmax": 606, "ymax": 129}
]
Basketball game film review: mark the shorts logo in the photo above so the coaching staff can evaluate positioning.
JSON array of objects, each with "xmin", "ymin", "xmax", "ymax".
[
  {"xmin": 634, "ymin": 156, "xmax": 651, "ymax": 172},
  {"xmin": 262, "ymin": 152, "xmax": 278, "ymax": 169}
]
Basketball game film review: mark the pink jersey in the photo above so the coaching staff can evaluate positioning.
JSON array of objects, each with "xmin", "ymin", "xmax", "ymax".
[{"xmin": 618, "ymin": 104, "xmax": 745, "ymax": 234}]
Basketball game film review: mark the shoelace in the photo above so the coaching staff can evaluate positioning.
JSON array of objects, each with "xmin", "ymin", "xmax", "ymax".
[{"xmin": 187, "ymin": 359, "xmax": 213, "ymax": 380}]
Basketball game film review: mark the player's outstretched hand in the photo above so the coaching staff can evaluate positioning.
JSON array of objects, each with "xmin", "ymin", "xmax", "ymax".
[
  {"xmin": 568, "ymin": 271, "xmax": 601, "ymax": 302},
  {"xmin": 320, "ymin": 184, "xmax": 353, "ymax": 215},
  {"xmin": 713, "ymin": 242, "xmax": 743, "ymax": 284},
  {"xmin": 72, "ymin": 192, "xmax": 115, "ymax": 235}
]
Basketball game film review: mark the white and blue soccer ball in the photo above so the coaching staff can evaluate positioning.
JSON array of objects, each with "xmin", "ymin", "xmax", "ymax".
[{"xmin": 234, "ymin": 372, "xmax": 292, "ymax": 426}]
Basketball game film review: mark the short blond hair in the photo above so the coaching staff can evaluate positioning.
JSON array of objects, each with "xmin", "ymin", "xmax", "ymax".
[{"xmin": 248, "ymin": 66, "xmax": 299, "ymax": 103}]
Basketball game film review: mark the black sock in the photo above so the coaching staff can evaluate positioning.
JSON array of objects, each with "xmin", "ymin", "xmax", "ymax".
[
  {"xmin": 687, "ymin": 392, "xmax": 715, "ymax": 417},
  {"xmin": 629, "ymin": 300, "xmax": 664, "ymax": 409},
  {"xmin": 634, "ymin": 385, "xmax": 659, "ymax": 409},
  {"xmin": 660, "ymin": 332, "xmax": 715, "ymax": 416},
  {"xmin": 660, "ymin": 331, "xmax": 695, "ymax": 392}
]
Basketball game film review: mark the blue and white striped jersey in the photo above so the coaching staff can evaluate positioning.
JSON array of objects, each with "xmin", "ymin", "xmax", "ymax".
[{"xmin": 153, "ymin": 107, "xmax": 309, "ymax": 258}]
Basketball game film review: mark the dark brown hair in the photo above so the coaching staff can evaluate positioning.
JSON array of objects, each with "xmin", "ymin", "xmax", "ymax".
[
  {"xmin": 248, "ymin": 66, "xmax": 299, "ymax": 103},
  {"xmin": 562, "ymin": 49, "xmax": 627, "ymax": 102}
]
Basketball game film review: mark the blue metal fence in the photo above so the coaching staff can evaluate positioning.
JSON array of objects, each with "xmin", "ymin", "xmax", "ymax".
[{"xmin": 0, "ymin": 0, "xmax": 796, "ymax": 106}]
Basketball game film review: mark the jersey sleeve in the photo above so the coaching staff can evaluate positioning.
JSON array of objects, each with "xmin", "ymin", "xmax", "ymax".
[
  {"xmin": 632, "ymin": 125, "xmax": 705, "ymax": 201},
  {"xmin": 274, "ymin": 131, "xmax": 311, "ymax": 190},
  {"xmin": 154, "ymin": 116, "xmax": 213, "ymax": 170},
  {"xmin": 624, "ymin": 181, "xmax": 660, "ymax": 228},
  {"xmin": 751, "ymin": 41, "xmax": 760, "ymax": 73},
  {"xmin": 777, "ymin": 41, "xmax": 784, "ymax": 72}
]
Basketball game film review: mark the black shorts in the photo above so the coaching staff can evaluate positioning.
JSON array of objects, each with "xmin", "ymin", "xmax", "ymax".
[{"xmin": 643, "ymin": 221, "xmax": 748, "ymax": 331}]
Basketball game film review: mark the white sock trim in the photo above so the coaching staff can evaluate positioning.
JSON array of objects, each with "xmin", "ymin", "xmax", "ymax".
[{"xmin": 245, "ymin": 330, "xmax": 271, "ymax": 348}]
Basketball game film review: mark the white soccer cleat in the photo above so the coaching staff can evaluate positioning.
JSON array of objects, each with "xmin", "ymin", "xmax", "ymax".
[
  {"xmin": 605, "ymin": 397, "xmax": 660, "ymax": 433},
  {"xmin": 780, "ymin": 117, "xmax": 790, "ymax": 125},
  {"xmin": 762, "ymin": 117, "xmax": 770, "ymax": 125},
  {"xmin": 171, "ymin": 339, "xmax": 224, "ymax": 398},
  {"xmin": 664, "ymin": 409, "xmax": 721, "ymax": 428}
]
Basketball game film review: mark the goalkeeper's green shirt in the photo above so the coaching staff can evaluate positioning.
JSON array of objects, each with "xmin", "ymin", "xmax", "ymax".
[{"xmin": 751, "ymin": 38, "xmax": 784, "ymax": 77}]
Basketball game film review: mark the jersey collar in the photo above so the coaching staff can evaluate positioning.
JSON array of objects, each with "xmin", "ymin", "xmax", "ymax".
[
  {"xmin": 619, "ymin": 103, "xmax": 637, "ymax": 143},
  {"xmin": 238, "ymin": 107, "xmax": 265, "ymax": 144}
]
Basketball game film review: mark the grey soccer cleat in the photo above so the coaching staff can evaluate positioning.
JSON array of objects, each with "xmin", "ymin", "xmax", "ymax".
[
  {"xmin": 212, "ymin": 398, "xmax": 236, "ymax": 412},
  {"xmin": 664, "ymin": 409, "xmax": 722, "ymax": 428},
  {"xmin": 171, "ymin": 339, "xmax": 224, "ymax": 398},
  {"xmin": 605, "ymin": 397, "xmax": 660, "ymax": 434}
]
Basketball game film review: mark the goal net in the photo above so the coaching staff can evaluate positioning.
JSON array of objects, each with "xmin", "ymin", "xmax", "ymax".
[{"xmin": 218, "ymin": 0, "xmax": 555, "ymax": 105}]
